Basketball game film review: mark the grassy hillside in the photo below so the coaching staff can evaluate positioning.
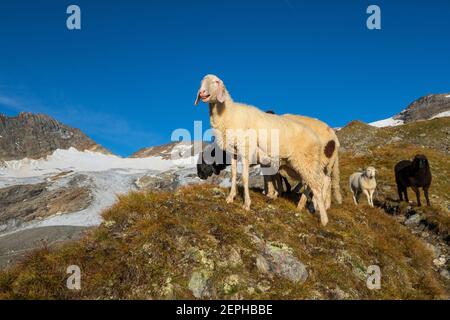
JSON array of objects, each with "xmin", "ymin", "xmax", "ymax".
[
  {"xmin": 0, "ymin": 184, "xmax": 447, "ymax": 299},
  {"xmin": 338, "ymin": 117, "xmax": 450, "ymax": 155},
  {"xmin": 0, "ymin": 118, "xmax": 449, "ymax": 300},
  {"xmin": 337, "ymin": 117, "xmax": 450, "ymax": 239}
]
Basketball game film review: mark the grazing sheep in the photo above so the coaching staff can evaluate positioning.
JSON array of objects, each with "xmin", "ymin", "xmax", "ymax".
[
  {"xmin": 349, "ymin": 167, "xmax": 377, "ymax": 207},
  {"xmin": 394, "ymin": 154, "xmax": 432, "ymax": 206},
  {"xmin": 269, "ymin": 114, "xmax": 342, "ymax": 209},
  {"xmin": 194, "ymin": 74, "xmax": 331, "ymax": 226}
]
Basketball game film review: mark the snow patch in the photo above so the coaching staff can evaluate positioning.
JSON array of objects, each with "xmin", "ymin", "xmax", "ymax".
[
  {"xmin": 0, "ymin": 147, "xmax": 198, "ymax": 179},
  {"xmin": 431, "ymin": 111, "xmax": 450, "ymax": 119},
  {"xmin": 25, "ymin": 171, "xmax": 142, "ymax": 229},
  {"xmin": 369, "ymin": 117, "xmax": 404, "ymax": 128}
]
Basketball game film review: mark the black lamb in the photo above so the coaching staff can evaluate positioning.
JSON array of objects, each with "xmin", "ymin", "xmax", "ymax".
[{"xmin": 394, "ymin": 154, "xmax": 432, "ymax": 207}]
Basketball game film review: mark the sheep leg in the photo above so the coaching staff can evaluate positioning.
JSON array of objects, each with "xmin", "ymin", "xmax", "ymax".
[
  {"xmin": 263, "ymin": 174, "xmax": 276, "ymax": 197},
  {"xmin": 363, "ymin": 189, "xmax": 371, "ymax": 207},
  {"xmin": 308, "ymin": 176, "xmax": 329, "ymax": 226},
  {"xmin": 226, "ymin": 155, "xmax": 237, "ymax": 204},
  {"xmin": 266, "ymin": 176, "xmax": 278, "ymax": 199},
  {"xmin": 311, "ymin": 188, "xmax": 328, "ymax": 226},
  {"xmin": 367, "ymin": 189, "xmax": 372, "ymax": 207},
  {"xmin": 263, "ymin": 174, "xmax": 268, "ymax": 195},
  {"xmin": 325, "ymin": 176, "xmax": 332, "ymax": 210},
  {"xmin": 412, "ymin": 186, "xmax": 421, "ymax": 207},
  {"xmin": 397, "ymin": 184, "xmax": 404, "ymax": 201},
  {"xmin": 403, "ymin": 188, "xmax": 409, "ymax": 203},
  {"xmin": 282, "ymin": 176, "xmax": 291, "ymax": 193},
  {"xmin": 350, "ymin": 188, "xmax": 358, "ymax": 205},
  {"xmin": 241, "ymin": 157, "xmax": 251, "ymax": 211},
  {"xmin": 331, "ymin": 157, "xmax": 342, "ymax": 204},
  {"xmin": 370, "ymin": 189, "xmax": 375, "ymax": 207},
  {"xmin": 355, "ymin": 190, "xmax": 361, "ymax": 204},
  {"xmin": 424, "ymin": 185, "xmax": 431, "ymax": 206},
  {"xmin": 322, "ymin": 175, "xmax": 331, "ymax": 210},
  {"xmin": 289, "ymin": 157, "xmax": 328, "ymax": 225},
  {"xmin": 275, "ymin": 174, "xmax": 283, "ymax": 194},
  {"xmin": 297, "ymin": 193, "xmax": 307, "ymax": 211}
]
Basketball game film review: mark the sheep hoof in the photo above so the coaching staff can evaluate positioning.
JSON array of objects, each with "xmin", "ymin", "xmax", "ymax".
[
  {"xmin": 267, "ymin": 193, "xmax": 278, "ymax": 200},
  {"xmin": 242, "ymin": 204, "xmax": 251, "ymax": 211},
  {"xmin": 226, "ymin": 196, "xmax": 235, "ymax": 204},
  {"xmin": 321, "ymin": 218, "xmax": 329, "ymax": 227}
]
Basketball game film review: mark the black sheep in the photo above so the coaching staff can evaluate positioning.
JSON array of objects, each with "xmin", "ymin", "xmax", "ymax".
[
  {"xmin": 196, "ymin": 142, "xmax": 228, "ymax": 180},
  {"xmin": 394, "ymin": 154, "xmax": 432, "ymax": 206},
  {"xmin": 196, "ymin": 143, "xmax": 293, "ymax": 195}
]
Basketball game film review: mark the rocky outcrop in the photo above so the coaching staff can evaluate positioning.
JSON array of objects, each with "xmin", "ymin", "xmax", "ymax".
[
  {"xmin": 251, "ymin": 233, "xmax": 308, "ymax": 284},
  {"xmin": 0, "ymin": 174, "xmax": 93, "ymax": 232},
  {"xmin": 0, "ymin": 112, "xmax": 110, "ymax": 160},
  {"xmin": 0, "ymin": 226, "xmax": 90, "ymax": 269},
  {"xmin": 394, "ymin": 93, "xmax": 450, "ymax": 123}
]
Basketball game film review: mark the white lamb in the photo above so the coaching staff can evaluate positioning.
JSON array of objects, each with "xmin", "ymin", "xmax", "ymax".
[
  {"xmin": 349, "ymin": 167, "xmax": 377, "ymax": 207},
  {"xmin": 194, "ymin": 74, "xmax": 331, "ymax": 226}
]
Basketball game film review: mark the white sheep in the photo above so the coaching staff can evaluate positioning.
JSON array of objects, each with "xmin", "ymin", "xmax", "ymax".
[
  {"xmin": 265, "ymin": 114, "xmax": 342, "ymax": 210},
  {"xmin": 194, "ymin": 74, "xmax": 331, "ymax": 226},
  {"xmin": 349, "ymin": 167, "xmax": 377, "ymax": 207}
]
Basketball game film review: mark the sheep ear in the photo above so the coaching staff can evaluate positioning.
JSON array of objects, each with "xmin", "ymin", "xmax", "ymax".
[
  {"xmin": 194, "ymin": 90, "xmax": 201, "ymax": 106},
  {"xmin": 216, "ymin": 80, "xmax": 225, "ymax": 103}
]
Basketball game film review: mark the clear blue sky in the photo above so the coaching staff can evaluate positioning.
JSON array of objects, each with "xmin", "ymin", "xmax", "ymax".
[{"xmin": 0, "ymin": 0, "xmax": 449, "ymax": 156}]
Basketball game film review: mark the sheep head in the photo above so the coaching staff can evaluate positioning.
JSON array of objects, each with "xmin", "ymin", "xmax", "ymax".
[
  {"xmin": 364, "ymin": 166, "xmax": 377, "ymax": 179},
  {"xmin": 412, "ymin": 154, "xmax": 429, "ymax": 170},
  {"xmin": 194, "ymin": 74, "xmax": 227, "ymax": 105}
]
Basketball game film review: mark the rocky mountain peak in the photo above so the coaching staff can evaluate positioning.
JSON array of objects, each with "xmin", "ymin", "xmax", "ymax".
[
  {"xmin": 0, "ymin": 112, "xmax": 110, "ymax": 161},
  {"xmin": 394, "ymin": 93, "xmax": 450, "ymax": 123}
]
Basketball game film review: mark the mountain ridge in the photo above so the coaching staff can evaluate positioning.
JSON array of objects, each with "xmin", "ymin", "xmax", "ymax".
[
  {"xmin": 395, "ymin": 93, "xmax": 450, "ymax": 123},
  {"xmin": 0, "ymin": 112, "xmax": 110, "ymax": 161}
]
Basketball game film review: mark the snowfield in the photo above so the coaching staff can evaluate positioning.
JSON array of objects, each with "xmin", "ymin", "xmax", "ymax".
[
  {"xmin": 369, "ymin": 117, "xmax": 404, "ymax": 128},
  {"xmin": 0, "ymin": 147, "xmax": 196, "ymax": 179},
  {"xmin": 431, "ymin": 110, "xmax": 450, "ymax": 119},
  {"xmin": 0, "ymin": 147, "xmax": 199, "ymax": 235},
  {"xmin": 369, "ymin": 109, "xmax": 450, "ymax": 128}
]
